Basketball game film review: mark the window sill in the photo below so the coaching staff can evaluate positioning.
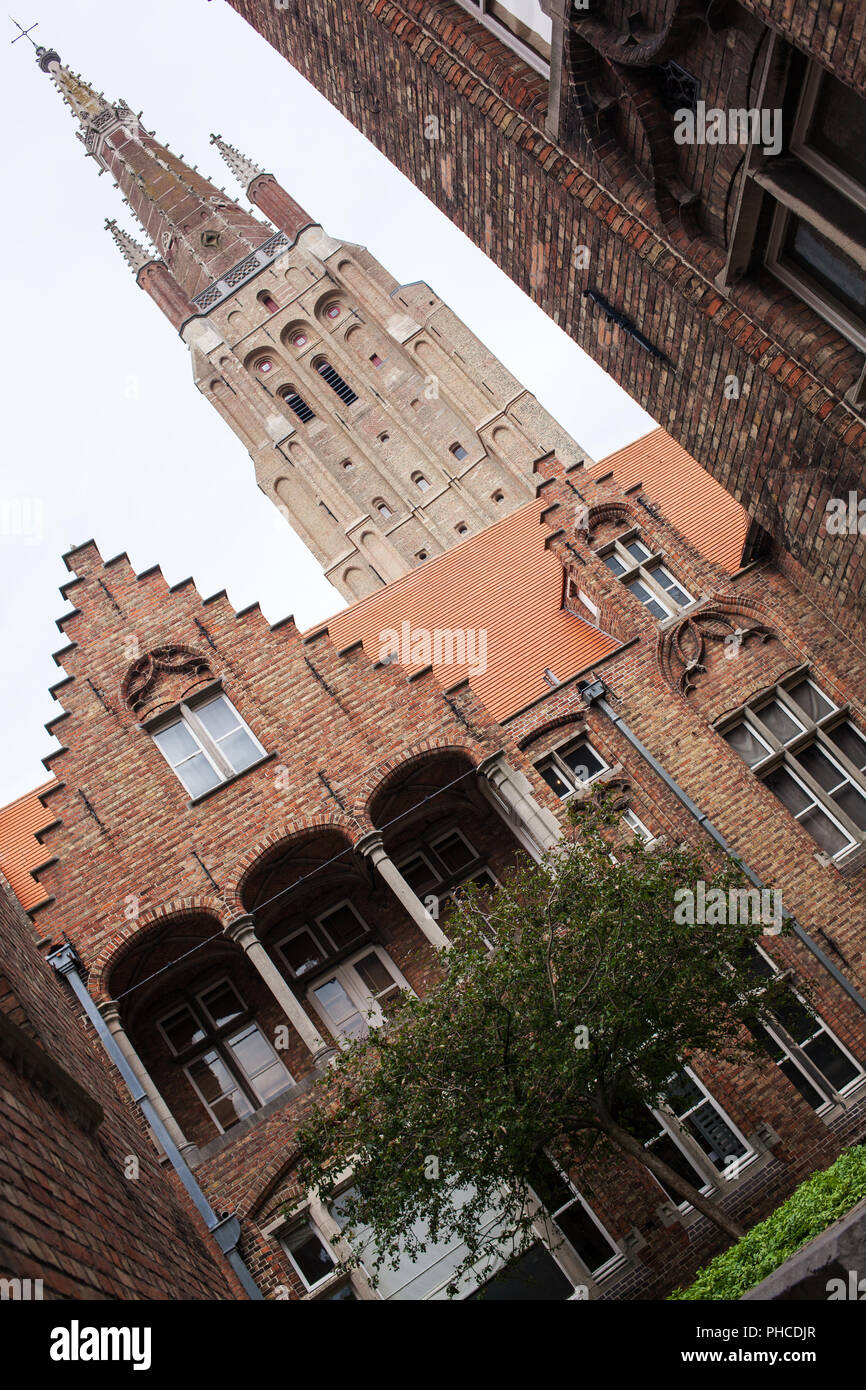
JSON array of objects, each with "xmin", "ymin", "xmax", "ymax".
[{"xmin": 187, "ymin": 751, "xmax": 277, "ymax": 806}]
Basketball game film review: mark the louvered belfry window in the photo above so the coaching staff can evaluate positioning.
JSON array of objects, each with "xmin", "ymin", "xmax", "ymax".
[{"xmin": 316, "ymin": 360, "xmax": 358, "ymax": 405}]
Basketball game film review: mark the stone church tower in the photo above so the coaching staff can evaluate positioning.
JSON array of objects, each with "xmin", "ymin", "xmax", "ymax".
[{"xmin": 39, "ymin": 46, "xmax": 592, "ymax": 601}]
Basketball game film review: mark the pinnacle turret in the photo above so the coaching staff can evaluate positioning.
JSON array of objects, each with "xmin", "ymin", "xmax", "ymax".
[
  {"xmin": 104, "ymin": 220, "xmax": 154, "ymax": 274},
  {"xmin": 210, "ymin": 134, "xmax": 264, "ymax": 194}
]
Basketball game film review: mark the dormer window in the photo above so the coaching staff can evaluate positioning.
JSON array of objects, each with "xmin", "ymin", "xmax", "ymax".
[
  {"xmin": 598, "ymin": 534, "xmax": 692, "ymax": 620},
  {"xmin": 150, "ymin": 692, "xmax": 266, "ymax": 798}
]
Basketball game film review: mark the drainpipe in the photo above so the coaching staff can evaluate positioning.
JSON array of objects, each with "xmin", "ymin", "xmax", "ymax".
[
  {"xmin": 579, "ymin": 679, "xmax": 866, "ymax": 1017},
  {"xmin": 47, "ymin": 941, "xmax": 264, "ymax": 1300}
]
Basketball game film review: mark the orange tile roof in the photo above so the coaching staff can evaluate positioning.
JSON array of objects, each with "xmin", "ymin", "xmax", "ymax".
[
  {"xmin": 324, "ymin": 501, "xmax": 620, "ymax": 720},
  {"xmin": 0, "ymin": 781, "xmax": 55, "ymax": 912},
  {"xmin": 593, "ymin": 427, "xmax": 750, "ymax": 574}
]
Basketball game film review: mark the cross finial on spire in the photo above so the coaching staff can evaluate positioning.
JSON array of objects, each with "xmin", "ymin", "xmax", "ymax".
[
  {"xmin": 10, "ymin": 17, "xmax": 38, "ymax": 46},
  {"xmin": 210, "ymin": 133, "xmax": 264, "ymax": 194}
]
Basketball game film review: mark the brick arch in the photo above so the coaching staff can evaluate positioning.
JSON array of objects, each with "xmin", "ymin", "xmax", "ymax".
[
  {"xmin": 517, "ymin": 712, "xmax": 587, "ymax": 751},
  {"xmin": 120, "ymin": 644, "xmax": 213, "ymax": 717},
  {"xmin": 243, "ymin": 1146, "xmax": 305, "ymax": 1222},
  {"xmin": 657, "ymin": 595, "xmax": 776, "ymax": 698},
  {"xmin": 584, "ymin": 500, "xmax": 637, "ymax": 540},
  {"xmin": 357, "ymin": 739, "xmax": 482, "ymax": 825},
  {"xmin": 231, "ymin": 813, "xmax": 364, "ymax": 917},
  {"xmin": 93, "ymin": 895, "xmax": 231, "ymax": 1000}
]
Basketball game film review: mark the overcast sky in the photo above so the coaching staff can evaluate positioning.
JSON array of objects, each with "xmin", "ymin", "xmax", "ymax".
[{"xmin": 0, "ymin": 0, "xmax": 654, "ymax": 804}]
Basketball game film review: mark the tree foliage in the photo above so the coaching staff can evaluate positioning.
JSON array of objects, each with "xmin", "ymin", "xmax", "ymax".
[{"xmin": 296, "ymin": 792, "xmax": 793, "ymax": 1293}]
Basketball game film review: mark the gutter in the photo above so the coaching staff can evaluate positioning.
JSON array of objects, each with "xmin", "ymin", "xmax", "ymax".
[
  {"xmin": 578, "ymin": 680, "xmax": 866, "ymax": 1017},
  {"xmin": 47, "ymin": 942, "xmax": 264, "ymax": 1300}
]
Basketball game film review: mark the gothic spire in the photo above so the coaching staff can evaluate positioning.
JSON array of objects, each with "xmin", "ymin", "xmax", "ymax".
[
  {"xmin": 35, "ymin": 45, "xmax": 277, "ymax": 306},
  {"xmin": 209, "ymin": 134, "xmax": 264, "ymax": 194}
]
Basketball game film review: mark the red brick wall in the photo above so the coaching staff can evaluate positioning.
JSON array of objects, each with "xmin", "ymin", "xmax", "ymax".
[{"xmin": 0, "ymin": 875, "xmax": 243, "ymax": 1300}]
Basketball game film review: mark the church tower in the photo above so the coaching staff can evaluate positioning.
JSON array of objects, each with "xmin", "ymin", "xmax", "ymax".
[{"xmin": 37, "ymin": 46, "xmax": 592, "ymax": 600}]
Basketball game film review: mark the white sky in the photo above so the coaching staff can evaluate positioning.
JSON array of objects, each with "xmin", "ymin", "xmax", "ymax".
[{"xmin": 0, "ymin": 0, "xmax": 654, "ymax": 804}]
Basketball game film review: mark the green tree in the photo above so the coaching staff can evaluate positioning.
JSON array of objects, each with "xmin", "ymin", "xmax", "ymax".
[{"xmin": 297, "ymin": 793, "xmax": 791, "ymax": 1292}]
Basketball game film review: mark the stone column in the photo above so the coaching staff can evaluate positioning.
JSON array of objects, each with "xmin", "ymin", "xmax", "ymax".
[
  {"xmin": 356, "ymin": 831, "xmax": 451, "ymax": 951},
  {"xmin": 99, "ymin": 1001, "xmax": 196, "ymax": 1158},
  {"xmin": 225, "ymin": 916, "xmax": 333, "ymax": 1062},
  {"xmin": 476, "ymin": 751, "xmax": 562, "ymax": 860}
]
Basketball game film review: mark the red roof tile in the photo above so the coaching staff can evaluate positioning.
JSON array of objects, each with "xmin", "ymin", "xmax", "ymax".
[
  {"xmin": 593, "ymin": 427, "xmax": 750, "ymax": 574},
  {"xmin": 324, "ymin": 501, "xmax": 619, "ymax": 720},
  {"xmin": 0, "ymin": 782, "xmax": 55, "ymax": 912}
]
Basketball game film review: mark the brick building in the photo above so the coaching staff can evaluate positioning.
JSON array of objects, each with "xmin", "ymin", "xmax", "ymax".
[
  {"xmin": 4, "ymin": 424, "xmax": 863, "ymax": 1300},
  {"xmin": 224, "ymin": 0, "xmax": 866, "ymax": 625}
]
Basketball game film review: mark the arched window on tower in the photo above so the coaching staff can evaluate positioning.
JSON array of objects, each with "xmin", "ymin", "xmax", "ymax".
[
  {"xmin": 412, "ymin": 473, "xmax": 431, "ymax": 492},
  {"xmin": 258, "ymin": 289, "xmax": 280, "ymax": 315},
  {"xmin": 279, "ymin": 385, "xmax": 316, "ymax": 424},
  {"xmin": 315, "ymin": 359, "xmax": 358, "ymax": 406}
]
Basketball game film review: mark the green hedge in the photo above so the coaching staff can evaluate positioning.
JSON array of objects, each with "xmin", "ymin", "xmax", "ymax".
[{"xmin": 670, "ymin": 1144, "xmax": 866, "ymax": 1300}]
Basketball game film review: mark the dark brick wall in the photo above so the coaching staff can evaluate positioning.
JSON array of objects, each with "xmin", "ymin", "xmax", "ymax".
[
  {"xmin": 0, "ymin": 875, "xmax": 243, "ymax": 1300},
  {"xmin": 225, "ymin": 0, "xmax": 866, "ymax": 621}
]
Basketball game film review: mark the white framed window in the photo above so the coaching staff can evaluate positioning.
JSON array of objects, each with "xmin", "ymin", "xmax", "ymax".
[
  {"xmin": 315, "ymin": 900, "xmax": 369, "ymax": 952},
  {"xmin": 741, "ymin": 945, "xmax": 863, "ymax": 1112},
  {"xmin": 276, "ymin": 926, "xmax": 329, "ymax": 981},
  {"xmin": 534, "ymin": 737, "xmax": 608, "ymax": 799},
  {"xmin": 528, "ymin": 1154, "xmax": 624, "ymax": 1281},
  {"xmin": 158, "ymin": 977, "xmax": 293, "ymax": 1135},
  {"xmin": 282, "ymin": 1221, "xmax": 338, "ymax": 1292},
  {"xmin": 451, "ymin": 0, "xmax": 551, "ymax": 76},
  {"xmin": 622, "ymin": 808, "xmax": 656, "ymax": 845},
  {"xmin": 620, "ymin": 1068, "xmax": 755, "ymax": 1210},
  {"xmin": 150, "ymin": 692, "xmax": 266, "ymax": 798},
  {"xmin": 719, "ymin": 675, "xmax": 866, "ymax": 862},
  {"xmin": 597, "ymin": 533, "xmax": 693, "ymax": 620},
  {"xmin": 308, "ymin": 946, "xmax": 412, "ymax": 1045}
]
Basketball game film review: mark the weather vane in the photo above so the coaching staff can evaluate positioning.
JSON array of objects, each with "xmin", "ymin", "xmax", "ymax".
[{"xmin": 9, "ymin": 17, "xmax": 39, "ymax": 46}]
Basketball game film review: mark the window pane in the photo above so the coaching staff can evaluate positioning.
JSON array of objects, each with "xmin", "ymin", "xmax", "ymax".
[
  {"xmin": 153, "ymin": 720, "xmax": 199, "ymax": 764},
  {"xmin": 319, "ymin": 905, "xmax": 366, "ymax": 951},
  {"xmin": 468, "ymin": 1243, "xmax": 573, "ymax": 1301},
  {"xmin": 724, "ymin": 722, "xmax": 770, "ymax": 767},
  {"xmin": 281, "ymin": 930, "xmax": 326, "ymax": 978},
  {"xmin": 664, "ymin": 1071, "xmax": 702, "ymax": 1115},
  {"xmin": 758, "ymin": 699, "xmax": 803, "ymax": 745},
  {"xmin": 798, "ymin": 743, "xmax": 846, "ymax": 792},
  {"xmin": 626, "ymin": 577, "xmax": 668, "ymax": 619},
  {"xmin": 683, "ymin": 1102, "xmax": 746, "ymax": 1170},
  {"xmin": 806, "ymin": 72, "xmax": 866, "ymax": 191},
  {"xmin": 287, "ymin": 1227, "xmax": 335, "ymax": 1287},
  {"xmin": 538, "ymin": 761, "xmax": 572, "ymax": 798},
  {"xmin": 826, "ymin": 722, "xmax": 866, "ymax": 773},
  {"xmin": 778, "ymin": 1054, "xmax": 826, "ymax": 1110},
  {"xmin": 434, "ymin": 832, "xmax": 476, "ymax": 874},
  {"xmin": 554, "ymin": 1203, "xmax": 617, "ymax": 1274},
  {"xmin": 782, "ymin": 214, "xmax": 866, "ymax": 324},
  {"xmin": 397, "ymin": 854, "xmax": 439, "ymax": 895},
  {"xmin": 323, "ymin": 1283, "xmax": 357, "ymax": 1300},
  {"xmin": 801, "ymin": 1033, "xmax": 859, "ymax": 1091},
  {"xmin": 228, "ymin": 1023, "xmax": 276, "ymax": 1078},
  {"xmin": 561, "ymin": 742, "xmax": 606, "ymax": 782},
  {"xmin": 625, "ymin": 540, "xmax": 651, "ymax": 563},
  {"xmin": 161, "ymin": 1005, "xmax": 205, "ymax": 1053},
  {"xmin": 653, "ymin": 565, "xmax": 691, "ymax": 605},
  {"xmin": 313, "ymin": 978, "xmax": 368, "ymax": 1040},
  {"xmin": 834, "ymin": 782, "xmax": 866, "ymax": 830},
  {"xmin": 353, "ymin": 952, "xmax": 398, "ymax": 999},
  {"xmin": 188, "ymin": 1052, "xmax": 252, "ymax": 1129},
  {"xmin": 602, "ymin": 553, "xmax": 626, "ymax": 577},
  {"xmin": 764, "ymin": 766, "xmax": 812, "ymax": 816},
  {"xmin": 797, "ymin": 804, "xmax": 850, "ymax": 856},
  {"xmin": 219, "ymin": 726, "xmax": 261, "ymax": 774},
  {"xmin": 649, "ymin": 1132, "xmax": 707, "ymax": 1201},
  {"xmin": 194, "ymin": 696, "xmax": 239, "ymax": 740},
  {"xmin": 787, "ymin": 680, "xmax": 835, "ymax": 723},
  {"xmin": 199, "ymin": 981, "xmax": 244, "ymax": 1029}
]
